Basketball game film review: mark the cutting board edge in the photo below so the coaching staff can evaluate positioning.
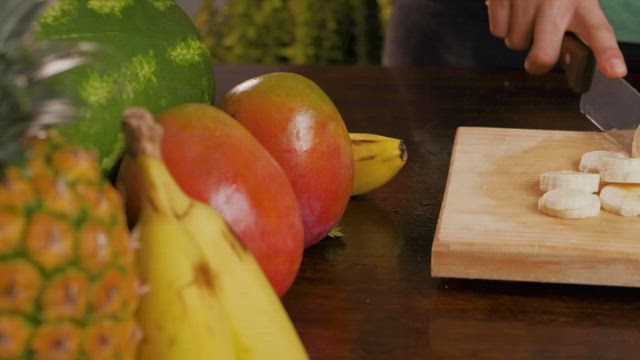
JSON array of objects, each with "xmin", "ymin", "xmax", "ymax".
[
  {"xmin": 454, "ymin": 126, "xmax": 601, "ymax": 137},
  {"xmin": 432, "ymin": 126, "xmax": 466, "ymax": 257},
  {"xmin": 431, "ymin": 238, "xmax": 640, "ymax": 288}
]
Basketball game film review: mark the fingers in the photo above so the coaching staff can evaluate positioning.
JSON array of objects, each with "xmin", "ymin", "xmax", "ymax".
[
  {"xmin": 525, "ymin": 0, "xmax": 574, "ymax": 75},
  {"xmin": 571, "ymin": 1, "xmax": 626, "ymax": 78},
  {"xmin": 487, "ymin": 0, "xmax": 626, "ymax": 78},
  {"xmin": 488, "ymin": 0, "xmax": 510, "ymax": 38},
  {"xmin": 505, "ymin": 0, "xmax": 537, "ymax": 50}
]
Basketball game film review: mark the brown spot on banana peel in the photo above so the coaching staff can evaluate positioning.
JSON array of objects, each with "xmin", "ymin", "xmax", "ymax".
[
  {"xmin": 356, "ymin": 154, "xmax": 377, "ymax": 161},
  {"xmin": 193, "ymin": 261, "xmax": 215, "ymax": 291},
  {"xmin": 351, "ymin": 139, "xmax": 379, "ymax": 145},
  {"xmin": 355, "ymin": 140, "xmax": 408, "ymax": 162}
]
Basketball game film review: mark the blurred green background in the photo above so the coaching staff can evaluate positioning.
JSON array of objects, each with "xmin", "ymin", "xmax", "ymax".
[{"xmin": 189, "ymin": 0, "xmax": 393, "ymax": 65}]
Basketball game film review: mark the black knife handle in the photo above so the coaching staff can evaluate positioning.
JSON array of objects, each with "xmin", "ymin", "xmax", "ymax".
[{"xmin": 560, "ymin": 33, "xmax": 596, "ymax": 94}]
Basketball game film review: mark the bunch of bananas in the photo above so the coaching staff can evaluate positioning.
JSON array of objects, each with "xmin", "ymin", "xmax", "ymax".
[{"xmin": 122, "ymin": 108, "xmax": 309, "ymax": 359}]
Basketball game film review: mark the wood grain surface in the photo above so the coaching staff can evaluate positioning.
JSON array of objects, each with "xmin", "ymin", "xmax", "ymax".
[
  {"xmin": 433, "ymin": 127, "xmax": 640, "ymax": 287},
  {"xmin": 214, "ymin": 64, "xmax": 640, "ymax": 360}
]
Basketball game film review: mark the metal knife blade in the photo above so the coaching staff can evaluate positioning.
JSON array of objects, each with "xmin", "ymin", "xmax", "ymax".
[
  {"xmin": 580, "ymin": 68, "xmax": 640, "ymax": 152},
  {"xmin": 560, "ymin": 33, "xmax": 640, "ymax": 153}
]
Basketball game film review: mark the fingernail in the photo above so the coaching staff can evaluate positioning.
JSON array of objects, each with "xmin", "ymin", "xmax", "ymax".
[
  {"xmin": 504, "ymin": 37, "xmax": 511, "ymax": 49},
  {"xmin": 524, "ymin": 58, "xmax": 533, "ymax": 73},
  {"xmin": 608, "ymin": 59, "xmax": 627, "ymax": 76}
]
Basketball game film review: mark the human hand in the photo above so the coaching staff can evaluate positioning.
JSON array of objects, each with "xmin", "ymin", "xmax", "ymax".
[{"xmin": 487, "ymin": 0, "xmax": 627, "ymax": 78}]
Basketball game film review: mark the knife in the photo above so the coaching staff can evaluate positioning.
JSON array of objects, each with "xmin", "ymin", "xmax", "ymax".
[{"xmin": 560, "ymin": 33, "xmax": 640, "ymax": 155}]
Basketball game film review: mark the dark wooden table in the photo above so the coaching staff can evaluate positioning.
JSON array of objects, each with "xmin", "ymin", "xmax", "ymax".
[{"xmin": 214, "ymin": 64, "xmax": 640, "ymax": 360}]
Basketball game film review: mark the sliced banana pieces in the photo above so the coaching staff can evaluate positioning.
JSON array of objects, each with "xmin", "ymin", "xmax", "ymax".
[
  {"xmin": 599, "ymin": 184, "xmax": 640, "ymax": 216},
  {"xmin": 538, "ymin": 148, "xmax": 638, "ymax": 219},
  {"xmin": 578, "ymin": 150, "xmax": 627, "ymax": 173},
  {"xmin": 538, "ymin": 189, "xmax": 601, "ymax": 219},
  {"xmin": 539, "ymin": 171, "xmax": 600, "ymax": 193},
  {"xmin": 538, "ymin": 126, "xmax": 640, "ymax": 219}
]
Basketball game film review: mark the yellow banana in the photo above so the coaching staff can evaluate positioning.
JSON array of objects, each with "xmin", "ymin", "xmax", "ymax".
[
  {"xmin": 123, "ymin": 108, "xmax": 236, "ymax": 360},
  {"xmin": 350, "ymin": 133, "xmax": 408, "ymax": 195},
  {"xmin": 183, "ymin": 196, "xmax": 309, "ymax": 360},
  {"xmin": 122, "ymin": 108, "xmax": 309, "ymax": 360}
]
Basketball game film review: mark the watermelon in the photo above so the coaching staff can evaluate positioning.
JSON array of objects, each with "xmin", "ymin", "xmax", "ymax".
[{"xmin": 36, "ymin": 0, "xmax": 214, "ymax": 171}]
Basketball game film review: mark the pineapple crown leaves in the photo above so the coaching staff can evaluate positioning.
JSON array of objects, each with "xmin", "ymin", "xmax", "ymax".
[{"xmin": 0, "ymin": 0, "xmax": 98, "ymax": 167}]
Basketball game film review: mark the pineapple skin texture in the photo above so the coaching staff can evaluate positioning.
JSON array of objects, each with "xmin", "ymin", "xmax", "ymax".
[{"xmin": 0, "ymin": 133, "xmax": 140, "ymax": 359}]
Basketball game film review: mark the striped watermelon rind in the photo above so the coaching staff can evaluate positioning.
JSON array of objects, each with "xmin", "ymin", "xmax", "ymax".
[{"xmin": 37, "ymin": 0, "xmax": 214, "ymax": 171}]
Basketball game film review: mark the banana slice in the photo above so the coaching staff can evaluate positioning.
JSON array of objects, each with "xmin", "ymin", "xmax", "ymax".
[
  {"xmin": 600, "ymin": 170, "xmax": 640, "ymax": 184},
  {"xmin": 539, "ymin": 171, "xmax": 600, "ymax": 192},
  {"xmin": 579, "ymin": 150, "xmax": 628, "ymax": 173},
  {"xmin": 600, "ymin": 157, "xmax": 640, "ymax": 183},
  {"xmin": 599, "ymin": 184, "xmax": 640, "ymax": 216},
  {"xmin": 538, "ymin": 188, "xmax": 600, "ymax": 219},
  {"xmin": 602, "ymin": 156, "xmax": 640, "ymax": 172}
]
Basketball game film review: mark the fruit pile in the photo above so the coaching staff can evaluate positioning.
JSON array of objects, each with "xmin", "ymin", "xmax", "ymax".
[{"xmin": 0, "ymin": 1, "xmax": 407, "ymax": 359}]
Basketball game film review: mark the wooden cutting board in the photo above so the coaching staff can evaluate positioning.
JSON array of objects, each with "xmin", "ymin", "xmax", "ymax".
[{"xmin": 431, "ymin": 126, "xmax": 640, "ymax": 287}]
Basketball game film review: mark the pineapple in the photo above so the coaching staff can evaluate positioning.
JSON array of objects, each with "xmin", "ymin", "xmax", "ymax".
[{"xmin": 0, "ymin": 1, "xmax": 140, "ymax": 359}]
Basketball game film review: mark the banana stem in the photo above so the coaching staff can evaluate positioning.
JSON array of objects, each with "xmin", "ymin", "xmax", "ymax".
[
  {"xmin": 122, "ymin": 107, "xmax": 191, "ymax": 217},
  {"xmin": 123, "ymin": 108, "xmax": 164, "ymax": 158}
]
